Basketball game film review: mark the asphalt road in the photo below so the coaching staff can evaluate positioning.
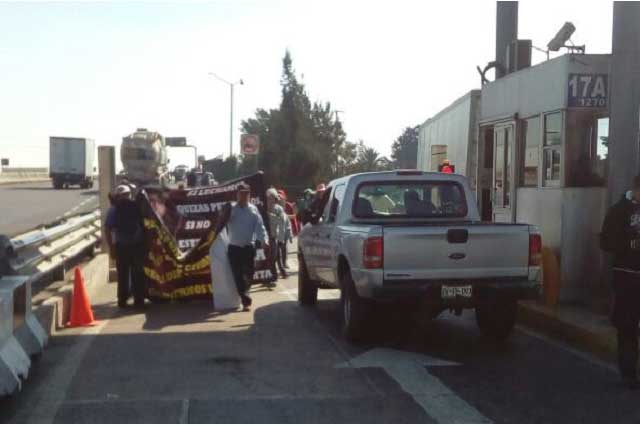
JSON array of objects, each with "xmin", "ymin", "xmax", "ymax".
[
  {"xmin": 2, "ymin": 258, "xmax": 638, "ymax": 423},
  {"xmin": 0, "ymin": 181, "xmax": 99, "ymax": 237}
]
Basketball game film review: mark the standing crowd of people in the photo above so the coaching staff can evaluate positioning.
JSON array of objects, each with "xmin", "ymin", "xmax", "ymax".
[{"xmin": 104, "ymin": 180, "xmax": 318, "ymax": 312}]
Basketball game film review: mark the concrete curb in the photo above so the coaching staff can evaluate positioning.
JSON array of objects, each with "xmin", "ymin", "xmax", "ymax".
[
  {"xmin": 518, "ymin": 300, "xmax": 617, "ymax": 362},
  {"xmin": 32, "ymin": 253, "xmax": 109, "ymax": 338}
]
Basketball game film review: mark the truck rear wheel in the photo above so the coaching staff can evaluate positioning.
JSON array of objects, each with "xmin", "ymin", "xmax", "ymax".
[
  {"xmin": 297, "ymin": 255, "xmax": 317, "ymax": 306},
  {"xmin": 341, "ymin": 270, "xmax": 371, "ymax": 343},
  {"xmin": 475, "ymin": 298, "xmax": 518, "ymax": 340}
]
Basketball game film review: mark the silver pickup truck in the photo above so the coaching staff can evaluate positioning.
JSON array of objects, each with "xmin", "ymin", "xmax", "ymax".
[{"xmin": 297, "ymin": 170, "xmax": 541, "ymax": 342}]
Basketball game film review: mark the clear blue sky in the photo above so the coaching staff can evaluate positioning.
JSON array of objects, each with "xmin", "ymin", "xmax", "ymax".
[{"xmin": 0, "ymin": 0, "xmax": 613, "ymax": 168}]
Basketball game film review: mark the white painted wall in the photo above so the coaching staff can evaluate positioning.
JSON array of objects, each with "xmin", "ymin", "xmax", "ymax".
[
  {"xmin": 481, "ymin": 54, "xmax": 612, "ymax": 122},
  {"xmin": 559, "ymin": 188, "xmax": 608, "ymax": 302},
  {"xmin": 516, "ymin": 186, "xmax": 607, "ymax": 303},
  {"xmin": 417, "ymin": 91, "xmax": 480, "ymax": 183}
]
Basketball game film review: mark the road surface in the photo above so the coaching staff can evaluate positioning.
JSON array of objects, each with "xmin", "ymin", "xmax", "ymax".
[
  {"xmin": 0, "ymin": 181, "xmax": 99, "ymax": 237},
  {"xmin": 1, "ymin": 259, "xmax": 638, "ymax": 423}
]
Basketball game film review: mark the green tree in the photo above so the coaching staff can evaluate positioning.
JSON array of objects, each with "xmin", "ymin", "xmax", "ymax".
[
  {"xmin": 335, "ymin": 141, "xmax": 358, "ymax": 176},
  {"xmin": 358, "ymin": 146, "xmax": 382, "ymax": 171},
  {"xmin": 349, "ymin": 143, "xmax": 390, "ymax": 173},
  {"xmin": 241, "ymin": 50, "xmax": 346, "ymax": 192},
  {"xmin": 391, "ymin": 126, "xmax": 419, "ymax": 169},
  {"xmin": 206, "ymin": 155, "xmax": 239, "ymax": 182},
  {"xmin": 241, "ymin": 108, "xmax": 282, "ymax": 181}
]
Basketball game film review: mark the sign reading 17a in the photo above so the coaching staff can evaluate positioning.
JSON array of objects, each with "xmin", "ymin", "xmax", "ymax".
[{"xmin": 567, "ymin": 73, "xmax": 608, "ymax": 108}]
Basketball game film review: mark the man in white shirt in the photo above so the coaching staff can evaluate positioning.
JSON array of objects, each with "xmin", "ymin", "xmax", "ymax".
[{"xmin": 226, "ymin": 183, "xmax": 268, "ymax": 311}]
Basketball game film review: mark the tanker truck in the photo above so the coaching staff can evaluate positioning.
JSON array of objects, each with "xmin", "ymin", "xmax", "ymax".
[{"xmin": 120, "ymin": 128, "xmax": 170, "ymax": 186}]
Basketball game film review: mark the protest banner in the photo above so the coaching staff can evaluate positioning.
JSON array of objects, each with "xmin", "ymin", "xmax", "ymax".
[{"xmin": 137, "ymin": 172, "xmax": 273, "ymax": 301}]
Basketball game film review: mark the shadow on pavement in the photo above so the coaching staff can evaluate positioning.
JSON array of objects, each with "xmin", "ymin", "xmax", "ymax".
[{"xmin": 29, "ymin": 297, "xmax": 429, "ymax": 424}]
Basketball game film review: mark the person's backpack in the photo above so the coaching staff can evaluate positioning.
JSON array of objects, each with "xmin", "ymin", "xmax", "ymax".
[{"xmin": 114, "ymin": 199, "xmax": 143, "ymax": 240}]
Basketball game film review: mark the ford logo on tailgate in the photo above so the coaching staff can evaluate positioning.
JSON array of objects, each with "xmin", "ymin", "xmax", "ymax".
[{"xmin": 449, "ymin": 253, "xmax": 466, "ymax": 260}]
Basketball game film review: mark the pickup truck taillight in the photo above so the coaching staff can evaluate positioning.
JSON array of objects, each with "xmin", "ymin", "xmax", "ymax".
[
  {"xmin": 363, "ymin": 237, "xmax": 384, "ymax": 269},
  {"xmin": 529, "ymin": 233, "xmax": 542, "ymax": 267}
]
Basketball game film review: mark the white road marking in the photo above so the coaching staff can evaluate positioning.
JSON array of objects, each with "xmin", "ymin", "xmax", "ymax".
[
  {"xmin": 11, "ymin": 320, "xmax": 109, "ymax": 423},
  {"xmin": 339, "ymin": 348, "xmax": 492, "ymax": 424},
  {"xmin": 61, "ymin": 196, "xmax": 97, "ymax": 218},
  {"xmin": 178, "ymin": 398, "xmax": 190, "ymax": 423},
  {"xmin": 280, "ymin": 257, "xmax": 488, "ymax": 421}
]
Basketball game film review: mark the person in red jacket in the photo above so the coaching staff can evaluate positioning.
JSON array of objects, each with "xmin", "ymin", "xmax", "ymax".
[
  {"xmin": 278, "ymin": 190, "xmax": 300, "ymax": 236},
  {"xmin": 441, "ymin": 159, "xmax": 453, "ymax": 174}
]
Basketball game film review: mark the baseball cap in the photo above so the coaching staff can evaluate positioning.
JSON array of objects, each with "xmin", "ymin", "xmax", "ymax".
[
  {"xmin": 266, "ymin": 187, "xmax": 279, "ymax": 199},
  {"xmin": 237, "ymin": 183, "xmax": 251, "ymax": 192},
  {"xmin": 115, "ymin": 185, "xmax": 131, "ymax": 195}
]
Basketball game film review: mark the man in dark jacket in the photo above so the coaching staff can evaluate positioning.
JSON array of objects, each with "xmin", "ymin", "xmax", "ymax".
[
  {"xmin": 105, "ymin": 185, "xmax": 146, "ymax": 309},
  {"xmin": 601, "ymin": 175, "xmax": 640, "ymax": 389}
]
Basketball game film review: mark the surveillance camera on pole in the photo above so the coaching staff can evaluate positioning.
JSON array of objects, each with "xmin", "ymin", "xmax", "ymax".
[{"xmin": 547, "ymin": 22, "xmax": 579, "ymax": 52}]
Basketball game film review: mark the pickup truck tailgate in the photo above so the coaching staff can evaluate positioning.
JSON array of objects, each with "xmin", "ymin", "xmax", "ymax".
[{"xmin": 383, "ymin": 224, "xmax": 530, "ymax": 280}]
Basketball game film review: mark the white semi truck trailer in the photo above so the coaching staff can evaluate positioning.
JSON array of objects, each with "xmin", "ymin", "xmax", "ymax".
[{"xmin": 49, "ymin": 137, "xmax": 96, "ymax": 189}]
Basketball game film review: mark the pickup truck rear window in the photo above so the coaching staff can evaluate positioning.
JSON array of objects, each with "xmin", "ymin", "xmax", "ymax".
[{"xmin": 353, "ymin": 181, "xmax": 467, "ymax": 218}]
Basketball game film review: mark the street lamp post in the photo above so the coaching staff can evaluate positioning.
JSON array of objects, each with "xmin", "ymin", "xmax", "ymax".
[{"xmin": 208, "ymin": 73, "xmax": 244, "ymax": 157}]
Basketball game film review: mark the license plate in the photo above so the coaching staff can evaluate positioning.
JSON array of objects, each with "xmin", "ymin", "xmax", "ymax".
[{"xmin": 441, "ymin": 285, "xmax": 472, "ymax": 299}]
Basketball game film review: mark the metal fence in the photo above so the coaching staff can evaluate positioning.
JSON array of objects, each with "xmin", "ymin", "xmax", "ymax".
[{"xmin": 0, "ymin": 210, "xmax": 101, "ymax": 282}]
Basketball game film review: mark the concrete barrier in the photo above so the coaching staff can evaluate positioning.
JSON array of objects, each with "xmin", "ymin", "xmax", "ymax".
[
  {"xmin": 0, "ymin": 276, "xmax": 47, "ymax": 396},
  {"xmin": 0, "ymin": 168, "xmax": 49, "ymax": 185}
]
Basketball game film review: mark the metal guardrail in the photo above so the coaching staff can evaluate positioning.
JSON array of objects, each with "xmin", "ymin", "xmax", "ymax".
[
  {"xmin": 0, "ymin": 210, "xmax": 101, "ymax": 281},
  {"xmin": 0, "ymin": 210, "xmax": 99, "ymax": 396}
]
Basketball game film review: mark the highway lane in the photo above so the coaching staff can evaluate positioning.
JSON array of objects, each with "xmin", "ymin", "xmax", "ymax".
[{"xmin": 0, "ymin": 181, "xmax": 99, "ymax": 237}]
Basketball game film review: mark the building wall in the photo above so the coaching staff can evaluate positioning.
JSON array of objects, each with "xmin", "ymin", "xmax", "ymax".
[
  {"xmin": 481, "ymin": 55, "xmax": 568, "ymax": 121},
  {"xmin": 417, "ymin": 54, "xmax": 612, "ymax": 304},
  {"xmin": 484, "ymin": 54, "xmax": 611, "ymax": 303},
  {"xmin": 516, "ymin": 188, "xmax": 563, "ymax": 249},
  {"xmin": 481, "ymin": 54, "xmax": 611, "ymax": 122},
  {"xmin": 516, "ymin": 187, "xmax": 607, "ymax": 303},
  {"xmin": 417, "ymin": 91, "xmax": 481, "ymax": 181},
  {"xmin": 559, "ymin": 188, "xmax": 608, "ymax": 303}
]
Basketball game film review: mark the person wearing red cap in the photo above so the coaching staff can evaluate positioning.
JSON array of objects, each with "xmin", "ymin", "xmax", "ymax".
[{"xmin": 441, "ymin": 159, "xmax": 453, "ymax": 174}]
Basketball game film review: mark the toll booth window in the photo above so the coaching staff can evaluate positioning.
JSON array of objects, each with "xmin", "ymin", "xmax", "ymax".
[
  {"xmin": 543, "ymin": 112, "xmax": 562, "ymax": 187},
  {"xmin": 566, "ymin": 111, "xmax": 608, "ymax": 187},
  {"xmin": 520, "ymin": 116, "xmax": 540, "ymax": 187}
]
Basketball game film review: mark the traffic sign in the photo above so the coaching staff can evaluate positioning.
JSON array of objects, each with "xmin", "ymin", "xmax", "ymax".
[
  {"xmin": 166, "ymin": 137, "xmax": 187, "ymax": 147},
  {"xmin": 241, "ymin": 134, "xmax": 260, "ymax": 155}
]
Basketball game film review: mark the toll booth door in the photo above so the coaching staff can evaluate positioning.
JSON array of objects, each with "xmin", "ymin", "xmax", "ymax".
[{"xmin": 492, "ymin": 123, "xmax": 516, "ymax": 223}]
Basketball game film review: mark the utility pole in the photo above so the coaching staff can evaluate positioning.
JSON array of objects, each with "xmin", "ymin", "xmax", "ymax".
[
  {"xmin": 230, "ymin": 84, "xmax": 234, "ymax": 158},
  {"xmin": 607, "ymin": 1, "xmax": 640, "ymax": 203},
  {"xmin": 208, "ymin": 73, "xmax": 244, "ymax": 158}
]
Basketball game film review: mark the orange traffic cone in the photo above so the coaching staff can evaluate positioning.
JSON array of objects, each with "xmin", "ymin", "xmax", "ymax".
[{"xmin": 67, "ymin": 267, "xmax": 97, "ymax": 327}]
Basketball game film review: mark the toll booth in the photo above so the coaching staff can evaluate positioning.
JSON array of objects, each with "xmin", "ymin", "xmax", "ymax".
[{"xmin": 418, "ymin": 53, "xmax": 611, "ymax": 303}]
